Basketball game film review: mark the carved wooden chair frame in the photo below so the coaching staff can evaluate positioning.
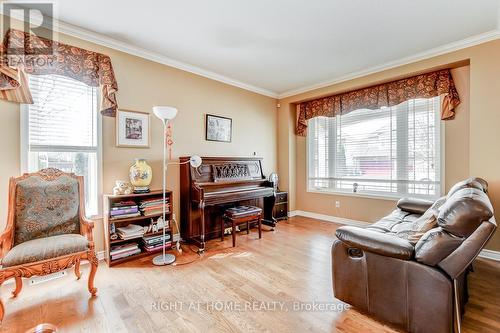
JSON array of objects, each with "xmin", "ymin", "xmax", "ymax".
[{"xmin": 0, "ymin": 168, "xmax": 98, "ymax": 321}]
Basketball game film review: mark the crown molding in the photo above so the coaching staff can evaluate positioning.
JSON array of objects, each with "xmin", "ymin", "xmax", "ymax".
[
  {"xmin": 3, "ymin": 8, "xmax": 500, "ymax": 101},
  {"xmin": 57, "ymin": 21, "xmax": 280, "ymax": 98},
  {"xmin": 278, "ymin": 29, "xmax": 500, "ymax": 99},
  {"xmin": 1, "ymin": 9, "xmax": 279, "ymax": 98}
]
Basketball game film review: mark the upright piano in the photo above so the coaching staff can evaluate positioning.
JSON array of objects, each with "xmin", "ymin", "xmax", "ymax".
[{"xmin": 179, "ymin": 156, "xmax": 276, "ymax": 252}]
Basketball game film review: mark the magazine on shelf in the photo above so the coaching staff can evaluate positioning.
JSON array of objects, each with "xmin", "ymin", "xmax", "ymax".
[
  {"xmin": 110, "ymin": 207, "xmax": 139, "ymax": 216},
  {"xmin": 143, "ymin": 242, "xmax": 172, "ymax": 252},
  {"xmin": 110, "ymin": 243, "xmax": 139, "ymax": 256},
  {"xmin": 111, "ymin": 204, "xmax": 138, "ymax": 211},
  {"xmin": 111, "ymin": 248, "xmax": 141, "ymax": 260},
  {"xmin": 110, "ymin": 212, "xmax": 141, "ymax": 220}
]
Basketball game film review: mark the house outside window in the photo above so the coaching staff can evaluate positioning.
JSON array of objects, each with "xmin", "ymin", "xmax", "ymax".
[{"xmin": 307, "ymin": 96, "xmax": 442, "ymax": 199}]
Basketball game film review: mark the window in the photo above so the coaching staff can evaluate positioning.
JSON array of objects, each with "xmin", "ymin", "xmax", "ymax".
[
  {"xmin": 22, "ymin": 74, "xmax": 100, "ymax": 216},
  {"xmin": 307, "ymin": 96, "xmax": 442, "ymax": 199}
]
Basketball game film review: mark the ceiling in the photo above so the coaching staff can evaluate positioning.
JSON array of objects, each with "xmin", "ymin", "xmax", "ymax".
[{"xmin": 9, "ymin": 0, "xmax": 500, "ymax": 97}]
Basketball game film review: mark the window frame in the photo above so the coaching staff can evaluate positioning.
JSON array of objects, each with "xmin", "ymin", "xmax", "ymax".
[
  {"xmin": 305, "ymin": 100, "xmax": 446, "ymax": 201},
  {"xmin": 20, "ymin": 76, "xmax": 103, "ymax": 218}
]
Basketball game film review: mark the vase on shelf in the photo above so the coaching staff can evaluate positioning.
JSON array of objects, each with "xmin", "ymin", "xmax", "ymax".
[{"xmin": 129, "ymin": 158, "xmax": 152, "ymax": 193}]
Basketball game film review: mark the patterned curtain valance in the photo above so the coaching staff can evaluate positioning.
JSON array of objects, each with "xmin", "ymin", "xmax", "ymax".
[
  {"xmin": 296, "ymin": 69, "xmax": 460, "ymax": 136},
  {"xmin": 0, "ymin": 29, "xmax": 118, "ymax": 116}
]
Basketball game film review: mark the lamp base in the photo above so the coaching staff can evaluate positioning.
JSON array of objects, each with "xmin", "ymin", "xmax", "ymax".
[{"xmin": 152, "ymin": 253, "xmax": 176, "ymax": 266}]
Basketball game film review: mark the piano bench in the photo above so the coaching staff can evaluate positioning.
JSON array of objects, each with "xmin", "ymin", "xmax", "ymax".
[{"xmin": 222, "ymin": 206, "xmax": 262, "ymax": 247}]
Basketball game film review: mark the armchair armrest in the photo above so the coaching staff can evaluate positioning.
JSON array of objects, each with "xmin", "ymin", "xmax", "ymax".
[
  {"xmin": 335, "ymin": 226, "xmax": 414, "ymax": 260},
  {"xmin": 0, "ymin": 230, "xmax": 10, "ymax": 243},
  {"xmin": 438, "ymin": 220, "xmax": 496, "ymax": 279},
  {"xmin": 397, "ymin": 197, "xmax": 434, "ymax": 215},
  {"xmin": 0, "ymin": 227, "xmax": 13, "ymax": 258},
  {"xmin": 81, "ymin": 216, "xmax": 95, "ymax": 229},
  {"xmin": 81, "ymin": 216, "xmax": 95, "ymax": 242}
]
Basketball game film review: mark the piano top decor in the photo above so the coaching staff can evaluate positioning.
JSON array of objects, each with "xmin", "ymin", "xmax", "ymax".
[{"xmin": 213, "ymin": 163, "xmax": 251, "ymax": 182}]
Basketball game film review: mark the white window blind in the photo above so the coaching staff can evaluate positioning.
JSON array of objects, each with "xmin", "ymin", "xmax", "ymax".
[
  {"xmin": 308, "ymin": 96, "xmax": 441, "ymax": 198},
  {"xmin": 25, "ymin": 74, "xmax": 99, "ymax": 216}
]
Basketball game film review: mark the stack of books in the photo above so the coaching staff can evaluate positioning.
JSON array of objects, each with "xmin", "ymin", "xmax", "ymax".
[
  {"xmin": 116, "ymin": 224, "xmax": 144, "ymax": 240},
  {"xmin": 139, "ymin": 197, "xmax": 170, "ymax": 217},
  {"xmin": 110, "ymin": 200, "xmax": 140, "ymax": 219},
  {"xmin": 110, "ymin": 243, "xmax": 141, "ymax": 260},
  {"xmin": 141, "ymin": 233, "xmax": 172, "ymax": 252}
]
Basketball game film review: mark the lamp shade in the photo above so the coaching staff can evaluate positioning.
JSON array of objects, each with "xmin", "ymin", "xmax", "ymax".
[
  {"xmin": 189, "ymin": 155, "xmax": 202, "ymax": 168},
  {"xmin": 152, "ymin": 106, "xmax": 178, "ymax": 120}
]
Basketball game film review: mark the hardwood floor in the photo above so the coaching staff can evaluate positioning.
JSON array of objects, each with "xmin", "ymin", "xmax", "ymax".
[{"xmin": 1, "ymin": 216, "xmax": 499, "ymax": 332}]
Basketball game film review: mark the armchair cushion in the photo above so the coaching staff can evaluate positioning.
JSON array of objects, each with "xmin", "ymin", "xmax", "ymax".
[
  {"xmin": 1, "ymin": 234, "xmax": 89, "ymax": 268},
  {"xmin": 335, "ymin": 226, "xmax": 414, "ymax": 260},
  {"xmin": 438, "ymin": 187, "xmax": 493, "ymax": 238},
  {"xmin": 447, "ymin": 177, "xmax": 488, "ymax": 197},
  {"xmin": 14, "ymin": 174, "xmax": 81, "ymax": 245},
  {"xmin": 393, "ymin": 197, "xmax": 446, "ymax": 244},
  {"xmin": 396, "ymin": 197, "xmax": 434, "ymax": 215},
  {"xmin": 414, "ymin": 227, "xmax": 463, "ymax": 266}
]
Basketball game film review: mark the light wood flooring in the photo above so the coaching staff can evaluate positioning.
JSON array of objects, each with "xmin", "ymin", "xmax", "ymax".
[{"xmin": 1, "ymin": 216, "xmax": 500, "ymax": 332}]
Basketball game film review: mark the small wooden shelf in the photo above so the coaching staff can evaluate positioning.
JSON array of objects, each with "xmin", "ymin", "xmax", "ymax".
[{"xmin": 103, "ymin": 190, "xmax": 174, "ymax": 267}]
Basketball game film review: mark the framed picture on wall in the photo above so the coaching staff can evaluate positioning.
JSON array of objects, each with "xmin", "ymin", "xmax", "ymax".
[
  {"xmin": 206, "ymin": 114, "xmax": 232, "ymax": 142},
  {"xmin": 116, "ymin": 110, "xmax": 150, "ymax": 148}
]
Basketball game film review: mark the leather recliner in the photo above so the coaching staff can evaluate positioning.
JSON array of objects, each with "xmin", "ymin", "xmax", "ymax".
[{"xmin": 332, "ymin": 178, "xmax": 496, "ymax": 333}]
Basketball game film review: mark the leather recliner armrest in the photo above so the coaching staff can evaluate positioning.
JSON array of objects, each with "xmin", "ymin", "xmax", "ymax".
[
  {"xmin": 397, "ymin": 197, "xmax": 434, "ymax": 215},
  {"xmin": 335, "ymin": 226, "xmax": 414, "ymax": 260}
]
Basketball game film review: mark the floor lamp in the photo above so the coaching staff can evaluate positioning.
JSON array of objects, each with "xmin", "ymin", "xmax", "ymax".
[{"xmin": 151, "ymin": 106, "xmax": 203, "ymax": 266}]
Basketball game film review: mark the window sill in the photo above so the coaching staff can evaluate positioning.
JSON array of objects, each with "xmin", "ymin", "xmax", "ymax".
[{"xmin": 306, "ymin": 189, "xmax": 438, "ymax": 201}]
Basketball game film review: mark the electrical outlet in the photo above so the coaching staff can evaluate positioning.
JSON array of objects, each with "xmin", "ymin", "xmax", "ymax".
[{"xmin": 335, "ymin": 201, "xmax": 340, "ymax": 208}]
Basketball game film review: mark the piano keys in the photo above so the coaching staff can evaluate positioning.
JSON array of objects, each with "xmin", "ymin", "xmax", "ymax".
[{"xmin": 179, "ymin": 156, "xmax": 276, "ymax": 253}]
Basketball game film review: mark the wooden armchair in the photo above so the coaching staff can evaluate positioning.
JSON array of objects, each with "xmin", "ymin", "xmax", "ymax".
[{"xmin": 0, "ymin": 168, "xmax": 98, "ymax": 321}]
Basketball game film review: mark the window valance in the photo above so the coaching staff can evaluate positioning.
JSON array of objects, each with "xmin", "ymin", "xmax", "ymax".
[
  {"xmin": 296, "ymin": 69, "xmax": 460, "ymax": 136},
  {"xmin": 0, "ymin": 29, "xmax": 118, "ymax": 116}
]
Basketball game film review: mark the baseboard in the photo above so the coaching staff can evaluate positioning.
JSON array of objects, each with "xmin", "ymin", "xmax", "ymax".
[
  {"xmin": 478, "ymin": 249, "xmax": 500, "ymax": 261},
  {"xmin": 289, "ymin": 210, "xmax": 500, "ymax": 261},
  {"xmin": 97, "ymin": 250, "xmax": 106, "ymax": 261},
  {"xmin": 288, "ymin": 210, "xmax": 369, "ymax": 227}
]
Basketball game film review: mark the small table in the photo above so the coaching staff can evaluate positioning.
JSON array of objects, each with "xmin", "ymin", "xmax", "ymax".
[{"xmin": 222, "ymin": 206, "xmax": 262, "ymax": 247}]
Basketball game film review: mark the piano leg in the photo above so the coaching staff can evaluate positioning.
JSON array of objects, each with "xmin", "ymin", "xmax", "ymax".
[{"xmin": 198, "ymin": 200, "xmax": 206, "ymax": 254}]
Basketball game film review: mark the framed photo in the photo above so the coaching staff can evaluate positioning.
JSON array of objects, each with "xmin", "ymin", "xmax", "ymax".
[
  {"xmin": 116, "ymin": 110, "xmax": 150, "ymax": 148},
  {"xmin": 206, "ymin": 114, "xmax": 232, "ymax": 142}
]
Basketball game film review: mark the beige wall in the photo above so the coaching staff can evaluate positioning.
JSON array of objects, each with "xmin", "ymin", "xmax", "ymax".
[
  {"xmin": 0, "ymin": 18, "xmax": 278, "ymax": 252},
  {"xmin": 279, "ymin": 39, "xmax": 500, "ymax": 251},
  {"xmin": 3, "ymin": 14, "xmax": 500, "ymax": 252}
]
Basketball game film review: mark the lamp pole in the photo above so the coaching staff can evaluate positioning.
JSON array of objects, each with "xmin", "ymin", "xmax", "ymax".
[{"xmin": 152, "ymin": 118, "xmax": 176, "ymax": 265}]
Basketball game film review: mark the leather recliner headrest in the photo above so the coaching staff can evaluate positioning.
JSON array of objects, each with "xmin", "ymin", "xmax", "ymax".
[
  {"xmin": 438, "ymin": 187, "xmax": 493, "ymax": 238},
  {"xmin": 447, "ymin": 177, "xmax": 488, "ymax": 198}
]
